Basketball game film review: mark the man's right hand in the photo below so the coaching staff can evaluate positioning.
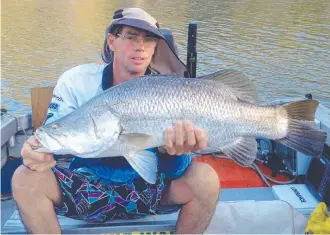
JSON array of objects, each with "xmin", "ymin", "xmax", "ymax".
[{"xmin": 21, "ymin": 135, "xmax": 56, "ymax": 172}]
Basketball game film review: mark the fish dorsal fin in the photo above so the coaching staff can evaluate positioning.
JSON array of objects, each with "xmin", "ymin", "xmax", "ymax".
[
  {"xmin": 221, "ymin": 136, "xmax": 257, "ymax": 166},
  {"xmin": 199, "ymin": 69, "xmax": 258, "ymax": 103}
]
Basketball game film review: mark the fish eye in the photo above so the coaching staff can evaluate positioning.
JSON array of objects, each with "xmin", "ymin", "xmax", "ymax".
[{"xmin": 51, "ymin": 123, "xmax": 60, "ymax": 130}]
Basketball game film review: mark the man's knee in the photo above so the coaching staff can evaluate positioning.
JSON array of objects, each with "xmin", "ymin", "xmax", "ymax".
[
  {"xmin": 184, "ymin": 162, "xmax": 220, "ymax": 199},
  {"xmin": 12, "ymin": 165, "xmax": 58, "ymax": 201}
]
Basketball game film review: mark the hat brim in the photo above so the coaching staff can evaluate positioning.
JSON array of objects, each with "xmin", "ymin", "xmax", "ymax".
[{"xmin": 112, "ymin": 18, "xmax": 165, "ymax": 40}]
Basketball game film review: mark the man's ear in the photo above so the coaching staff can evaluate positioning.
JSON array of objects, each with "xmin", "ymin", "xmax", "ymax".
[{"xmin": 107, "ymin": 33, "xmax": 116, "ymax": 51}]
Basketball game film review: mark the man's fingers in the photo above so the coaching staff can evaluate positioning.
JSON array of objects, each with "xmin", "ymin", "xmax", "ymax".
[
  {"xmin": 23, "ymin": 157, "xmax": 38, "ymax": 166},
  {"xmin": 31, "ymin": 136, "xmax": 40, "ymax": 146},
  {"xmin": 164, "ymin": 121, "xmax": 208, "ymax": 156},
  {"xmin": 43, "ymin": 153, "xmax": 54, "ymax": 162},
  {"xmin": 166, "ymin": 147, "xmax": 176, "ymax": 155},
  {"xmin": 27, "ymin": 162, "xmax": 43, "ymax": 171},
  {"xmin": 36, "ymin": 161, "xmax": 57, "ymax": 172},
  {"xmin": 175, "ymin": 121, "xmax": 184, "ymax": 155},
  {"xmin": 165, "ymin": 127, "xmax": 174, "ymax": 149},
  {"xmin": 195, "ymin": 128, "xmax": 207, "ymax": 150},
  {"xmin": 165, "ymin": 127, "xmax": 176, "ymax": 155},
  {"xmin": 22, "ymin": 140, "xmax": 53, "ymax": 162},
  {"xmin": 27, "ymin": 161, "xmax": 56, "ymax": 172},
  {"xmin": 32, "ymin": 152, "xmax": 48, "ymax": 162},
  {"xmin": 25, "ymin": 135, "xmax": 40, "ymax": 149},
  {"xmin": 184, "ymin": 120, "xmax": 196, "ymax": 153}
]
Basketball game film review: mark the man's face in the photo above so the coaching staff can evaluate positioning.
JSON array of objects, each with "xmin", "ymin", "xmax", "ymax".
[{"xmin": 108, "ymin": 26, "xmax": 159, "ymax": 75}]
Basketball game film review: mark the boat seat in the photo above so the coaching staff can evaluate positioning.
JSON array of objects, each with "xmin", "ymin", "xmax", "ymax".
[
  {"xmin": 1, "ymin": 188, "xmax": 283, "ymax": 234},
  {"xmin": 2, "ymin": 208, "xmax": 178, "ymax": 234},
  {"xmin": 160, "ymin": 29, "xmax": 178, "ymax": 55}
]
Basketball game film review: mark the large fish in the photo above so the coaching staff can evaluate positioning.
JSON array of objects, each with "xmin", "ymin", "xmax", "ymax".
[{"xmin": 34, "ymin": 69, "xmax": 327, "ymax": 184}]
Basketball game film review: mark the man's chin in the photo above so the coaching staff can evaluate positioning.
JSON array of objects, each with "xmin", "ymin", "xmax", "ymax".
[{"xmin": 128, "ymin": 65, "xmax": 148, "ymax": 76}]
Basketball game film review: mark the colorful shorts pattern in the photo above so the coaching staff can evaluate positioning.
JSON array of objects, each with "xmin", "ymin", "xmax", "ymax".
[{"xmin": 52, "ymin": 166, "xmax": 180, "ymax": 223}]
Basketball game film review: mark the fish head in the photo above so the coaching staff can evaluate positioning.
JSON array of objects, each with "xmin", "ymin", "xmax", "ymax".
[
  {"xmin": 34, "ymin": 120, "xmax": 91, "ymax": 155},
  {"xmin": 34, "ymin": 124, "xmax": 66, "ymax": 153},
  {"xmin": 34, "ymin": 108, "xmax": 121, "ymax": 155}
]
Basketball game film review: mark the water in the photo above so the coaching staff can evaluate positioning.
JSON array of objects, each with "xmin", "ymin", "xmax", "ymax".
[{"xmin": 2, "ymin": 0, "xmax": 330, "ymax": 112}]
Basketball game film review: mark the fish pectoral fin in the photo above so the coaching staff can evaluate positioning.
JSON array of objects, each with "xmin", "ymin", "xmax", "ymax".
[
  {"xmin": 221, "ymin": 136, "xmax": 257, "ymax": 166},
  {"xmin": 199, "ymin": 69, "xmax": 258, "ymax": 103},
  {"xmin": 121, "ymin": 133, "xmax": 156, "ymax": 148},
  {"xmin": 125, "ymin": 150, "xmax": 158, "ymax": 184}
]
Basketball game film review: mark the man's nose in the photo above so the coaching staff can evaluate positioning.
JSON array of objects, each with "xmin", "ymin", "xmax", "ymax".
[{"xmin": 134, "ymin": 38, "xmax": 145, "ymax": 50}]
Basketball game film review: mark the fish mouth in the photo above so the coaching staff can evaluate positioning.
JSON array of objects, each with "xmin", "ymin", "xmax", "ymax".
[{"xmin": 34, "ymin": 127, "xmax": 63, "ymax": 152}]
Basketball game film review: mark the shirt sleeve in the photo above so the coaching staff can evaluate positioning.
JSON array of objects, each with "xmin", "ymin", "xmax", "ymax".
[{"xmin": 42, "ymin": 71, "xmax": 78, "ymax": 126}]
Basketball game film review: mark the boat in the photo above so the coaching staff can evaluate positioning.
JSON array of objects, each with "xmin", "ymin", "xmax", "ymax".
[{"xmin": 1, "ymin": 22, "xmax": 330, "ymax": 234}]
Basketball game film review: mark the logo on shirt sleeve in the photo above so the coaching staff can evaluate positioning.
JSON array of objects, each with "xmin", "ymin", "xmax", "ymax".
[
  {"xmin": 53, "ymin": 94, "xmax": 64, "ymax": 102},
  {"xmin": 48, "ymin": 102, "xmax": 60, "ymax": 111}
]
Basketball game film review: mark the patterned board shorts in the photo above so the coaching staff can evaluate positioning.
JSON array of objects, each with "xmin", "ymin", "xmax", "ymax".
[{"xmin": 52, "ymin": 166, "xmax": 181, "ymax": 224}]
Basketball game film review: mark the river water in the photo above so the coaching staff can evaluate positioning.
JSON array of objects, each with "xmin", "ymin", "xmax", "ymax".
[{"xmin": 1, "ymin": 0, "xmax": 330, "ymax": 111}]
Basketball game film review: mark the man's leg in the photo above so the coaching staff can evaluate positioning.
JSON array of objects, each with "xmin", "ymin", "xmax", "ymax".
[
  {"xmin": 161, "ymin": 162, "xmax": 220, "ymax": 234},
  {"xmin": 12, "ymin": 165, "xmax": 62, "ymax": 234}
]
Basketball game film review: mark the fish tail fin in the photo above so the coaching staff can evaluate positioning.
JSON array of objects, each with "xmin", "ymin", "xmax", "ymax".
[
  {"xmin": 282, "ymin": 99, "xmax": 319, "ymax": 121},
  {"xmin": 277, "ymin": 100, "xmax": 327, "ymax": 157}
]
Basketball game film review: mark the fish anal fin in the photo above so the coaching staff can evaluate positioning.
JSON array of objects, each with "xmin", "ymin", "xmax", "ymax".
[{"xmin": 221, "ymin": 136, "xmax": 257, "ymax": 166}]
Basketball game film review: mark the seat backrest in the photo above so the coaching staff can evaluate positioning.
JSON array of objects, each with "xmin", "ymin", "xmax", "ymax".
[
  {"xmin": 30, "ymin": 87, "xmax": 54, "ymax": 131},
  {"xmin": 160, "ymin": 29, "xmax": 178, "ymax": 55}
]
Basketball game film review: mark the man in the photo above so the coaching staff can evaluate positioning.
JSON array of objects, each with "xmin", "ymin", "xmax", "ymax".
[{"xmin": 12, "ymin": 8, "xmax": 219, "ymax": 234}]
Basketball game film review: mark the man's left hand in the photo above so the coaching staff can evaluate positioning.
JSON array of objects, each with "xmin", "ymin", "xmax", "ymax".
[{"xmin": 160, "ymin": 120, "xmax": 207, "ymax": 155}]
